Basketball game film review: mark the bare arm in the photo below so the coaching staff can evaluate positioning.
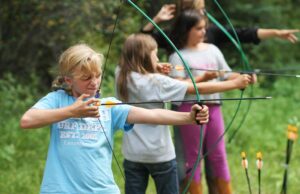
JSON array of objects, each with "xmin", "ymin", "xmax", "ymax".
[
  {"xmin": 127, "ymin": 104, "xmax": 209, "ymax": 125},
  {"xmin": 20, "ymin": 108, "xmax": 75, "ymax": 129},
  {"xmin": 227, "ymin": 72, "xmax": 257, "ymax": 84},
  {"xmin": 186, "ymin": 74, "xmax": 252, "ymax": 94},
  {"xmin": 142, "ymin": 4, "xmax": 176, "ymax": 32},
  {"xmin": 257, "ymin": 29, "xmax": 299, "ymax": 43},
  {"xmin": 20, "ymin": 94, "xmax": 100, "ymax": 129},
  {"xmin": 226, "ymin": 72, "xmax": 240, "ymax": 80}
]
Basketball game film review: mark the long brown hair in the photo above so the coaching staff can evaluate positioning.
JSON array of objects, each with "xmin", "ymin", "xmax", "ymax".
[
  {"xmin": 171, "ymin": 9, "xmax": 206, "ymax": 49},
  {"xmin": 117, "ymin": 34, "xmax": 157, "ymax": 101}
]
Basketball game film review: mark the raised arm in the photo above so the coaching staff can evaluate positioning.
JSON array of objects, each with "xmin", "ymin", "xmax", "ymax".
[
  {"xmin": 206, "ymin": 26, "xmax": 261, "ymax": 46},
  {"xmin": 207, "ymin": 26, "xmax": 299, "ymax": 46},
  {"xmin": 142, "ymin": 4, "xmax": 176, "ymax": 32}
]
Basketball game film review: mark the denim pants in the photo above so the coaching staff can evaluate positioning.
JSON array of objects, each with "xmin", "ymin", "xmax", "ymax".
[{"xmin": 123, "ymin": 159, "xmax": 179, "ymax": 194}]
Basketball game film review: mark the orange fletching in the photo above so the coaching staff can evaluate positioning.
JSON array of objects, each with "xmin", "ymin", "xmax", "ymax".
[
  {"xmin": 94, "ymin": 100, "xmax": 101, "ymax": 106},
  {"xmin": 174, "ymin": 65, "xmax": 185, "ymax": 71},
  {"xmin": 103, "ymin": 100, "xmax": 117, "ymax": 108}
]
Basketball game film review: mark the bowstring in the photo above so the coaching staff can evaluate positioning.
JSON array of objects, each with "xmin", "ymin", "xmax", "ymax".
[{"xmin": 97, "ymin": 0, "xmax": 125, "ymax": 181}]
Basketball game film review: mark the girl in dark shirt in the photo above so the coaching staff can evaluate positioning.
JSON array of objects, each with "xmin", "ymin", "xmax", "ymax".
[{"xmin": 141, "ymin": 3, "xmax": 299, "ymax": 55}]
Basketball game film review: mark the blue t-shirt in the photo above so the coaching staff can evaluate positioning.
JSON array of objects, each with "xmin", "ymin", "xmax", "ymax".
[{"xmin": 33, "ymin": 90, "xmax": 133, "ymax": 194}]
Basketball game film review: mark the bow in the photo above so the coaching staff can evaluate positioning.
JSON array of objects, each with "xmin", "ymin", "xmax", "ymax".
[{"xmin": 206, "ymin": 0, "xmax": 255, "ymax": 144}]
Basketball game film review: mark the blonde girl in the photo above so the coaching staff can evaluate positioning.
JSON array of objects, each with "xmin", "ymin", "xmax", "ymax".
[{"xmin": 20, "ymin": 44, "xmax": 209, "ymax": 194}]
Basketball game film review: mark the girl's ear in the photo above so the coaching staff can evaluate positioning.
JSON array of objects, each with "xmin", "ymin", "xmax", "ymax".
[{"xmin": 64, "ymin": 76, "xmax": 73, "ymax": 87}]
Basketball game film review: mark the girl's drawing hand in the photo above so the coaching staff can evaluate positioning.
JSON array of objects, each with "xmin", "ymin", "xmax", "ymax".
[
  {"xmin": 203, "ymin": 71, "xmax": 219, "ymax": 81},
  {"xmin": 157, "ymin": 63, "xmax": 172, "ymax": 75},
  {"xmin": 70, "ymin": 94, "xmax": 100, "ymax": 118},
  {"xmin": 233, "ymin": 74, "xmax": 252, "ymax": 89}
]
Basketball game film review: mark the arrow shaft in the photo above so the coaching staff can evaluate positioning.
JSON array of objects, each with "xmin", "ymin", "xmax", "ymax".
[
  {"xmin": 175, "ymin": 66, "xmax": 300, "ymax": 78},
  {"xmin": 100, "ymin": 96, "xmax": 271, "ymax": 106}
]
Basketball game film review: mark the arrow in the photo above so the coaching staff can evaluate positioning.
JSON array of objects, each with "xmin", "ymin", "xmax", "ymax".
[
  {"xmin": 94, "ymin": 96, "xmax": 272, "ymax": 107},
  {"xmin": 173, "ymin": 65, "xmax": 300, "ymax": 78},
  {"xmin": 241, "ymin": 152, "xmax": 252, "ymax": 194},
  {"xmin": 281, "ymin": 125, "xmax": 298, "ymax": 194},
  {"xmin": 256, "ymin": 152, "xmax": 263, "ymax": 194}
]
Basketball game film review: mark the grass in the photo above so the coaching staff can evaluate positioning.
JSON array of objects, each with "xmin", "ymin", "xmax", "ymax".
[{"xmin": 1, "ymin": 77, "xmax": 300, "ymax": 194}]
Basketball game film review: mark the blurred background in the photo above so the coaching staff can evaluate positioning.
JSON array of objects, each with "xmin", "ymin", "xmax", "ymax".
[{"xmin": 1, "ymin": 0, "xmax": 300, "ymax": 193}]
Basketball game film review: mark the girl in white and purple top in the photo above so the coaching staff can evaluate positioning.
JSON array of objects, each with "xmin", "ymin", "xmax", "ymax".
[{"xmin": 169, "ymin": 10, "xmax": 256, "ymax": 194}]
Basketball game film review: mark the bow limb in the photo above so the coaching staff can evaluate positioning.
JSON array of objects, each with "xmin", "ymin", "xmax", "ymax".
[
  {"xmin": 203, "ymin": 11, "xmax": 247, "ymax": 146},
  {"xmin": 205, "ymin": 6, "xmax": 255, "ymax": 145},
  {"xmin": 211, "ymin": 0, "xmax": 252, "ymax": 70},
  {"xmin": 126, "ymin": 1, "xmax": 205, "ymax": 193},
  {"xmin": 209, "ymin": 0, "xmax": 255, "ymax": 142}
]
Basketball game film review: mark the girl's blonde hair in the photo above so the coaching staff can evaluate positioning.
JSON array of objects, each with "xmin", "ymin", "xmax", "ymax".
[
  {"xmin": 117, "ymin": 34, "xmax": 158, "ymax": 101},
  {"xmin": 52, "ymin": 44, "xmax": 103, "ymax": 93},
  {"xmin": 180, "ymin": 0, "xmax": 205, "ymax": 10}
]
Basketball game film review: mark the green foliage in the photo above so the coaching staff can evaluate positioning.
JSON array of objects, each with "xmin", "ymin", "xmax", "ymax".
[
  {"xmin": 222, "ymin": 78, "xmax": 300, "ymax": 194},
  {"xmin": 0, "ymin": 73, "xmax": 48, "ymax": 193},
  {"xmin": 207, "ymin": 0, "xmax": 300, "ymax": 72},
  {"xmin": 1, "ymin": 0, "xmax": 300, "ymax": 193},
  {"xmin": 1, "ymin": 77, "xmax": 300, "ymax": 193},
  {"xmin": 0, "ymin": 0, "xmax": 125, "ymax": 87}
]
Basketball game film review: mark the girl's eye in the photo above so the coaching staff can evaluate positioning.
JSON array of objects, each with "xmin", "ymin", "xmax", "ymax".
[{"xmin": 81, "ymin": 76, "xmax": 91, "ymax": 80}]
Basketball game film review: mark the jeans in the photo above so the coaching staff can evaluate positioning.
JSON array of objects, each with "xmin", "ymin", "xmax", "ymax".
[
  {"xmin": 174, "ymin": 125, "xmax": 186, "ymax": 183},
  {"xmin": 124, "ymin": 159, "xmax": 179, "ymax": 194}
]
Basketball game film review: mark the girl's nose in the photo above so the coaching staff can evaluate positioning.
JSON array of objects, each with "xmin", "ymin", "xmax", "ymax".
[{"xmin": 90, "ymin": 77, "xmax": 98, "ymax": 86}]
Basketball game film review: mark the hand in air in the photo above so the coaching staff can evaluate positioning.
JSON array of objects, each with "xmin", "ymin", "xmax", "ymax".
[
  {"xmin": 276, "ymin": 29, "xmax": 299, "ymax": 43},
  {"xmin": 70, "ymin": 94, "xmax": 100, "ymax": 118},
  {"xmin": 154, "ymin": 4, "xmax": 176, "ymax": 23}
]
